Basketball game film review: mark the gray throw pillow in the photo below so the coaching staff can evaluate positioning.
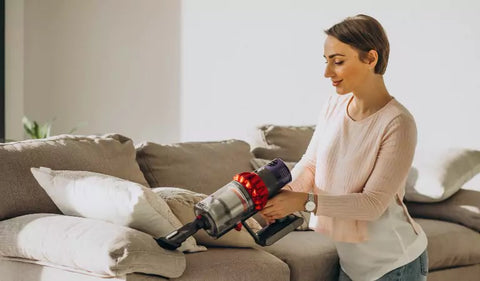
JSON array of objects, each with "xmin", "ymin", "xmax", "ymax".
[
  {"xmin": 406, "ymin": 187, "xmax": 480, "ymax": 232},
  {"xmin": 136, "ymin": 140, "xmax": 254, "ymax": 195},
  {"xmin": 251, "ymin": 125, "xmax": 315, "ymax": 162}
]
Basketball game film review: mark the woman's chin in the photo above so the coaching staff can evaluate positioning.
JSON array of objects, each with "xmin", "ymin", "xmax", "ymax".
[{"xmin": 335, "ymin": 88, "xmax": 349, "ymax": 95}]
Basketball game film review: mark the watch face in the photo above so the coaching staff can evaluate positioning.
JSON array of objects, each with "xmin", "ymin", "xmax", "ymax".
[{"xmin": 305, "ymin": 201, "xmax": 316, "ymax": 212}]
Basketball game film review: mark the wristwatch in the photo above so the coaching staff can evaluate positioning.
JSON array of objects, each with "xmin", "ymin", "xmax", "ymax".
[{"xmin": 304, "ymin": 193, "xmax": 316, "ymax": 212}]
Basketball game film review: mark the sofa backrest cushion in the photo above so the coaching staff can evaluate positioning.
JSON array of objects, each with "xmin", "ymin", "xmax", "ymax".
[
  {"xmin": 0, "ymin": 134, "xmax": 149, "ymax": 221},
  {"xmin": 251, "ymin": 125, "xmax": 315, "ymax": 162},
  {"xmin": 136, "ymin": 140, "xmax": 254, "ymax": 195}
]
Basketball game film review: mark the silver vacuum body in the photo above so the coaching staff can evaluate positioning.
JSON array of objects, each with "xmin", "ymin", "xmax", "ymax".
[
  {"xmin": 195, "ymin": 180, "xmax": 254, "ymax": 236},
  {"xmin": 156, "ymin": 158, "xmax": 303, "ymax": 250},
  {"xmin": 194, "ymin": 158, "xmax": 291, "ymax": 237}
]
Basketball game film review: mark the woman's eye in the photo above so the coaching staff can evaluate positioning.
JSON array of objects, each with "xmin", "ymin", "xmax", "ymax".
[{"xmin": 334, "ymin": 61, "xmax": 344, "ymax": 65}]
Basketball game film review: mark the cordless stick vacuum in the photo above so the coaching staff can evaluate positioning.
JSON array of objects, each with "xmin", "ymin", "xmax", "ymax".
[{"xmin": 156, "ymin": 158, "xmax": 304, "ymax": 250}]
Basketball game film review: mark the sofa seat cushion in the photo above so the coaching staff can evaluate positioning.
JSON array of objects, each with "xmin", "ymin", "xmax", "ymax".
[
  {"xmin": 0, "ymin": 134, "xmax": 149, "ymax": 221},
  {"xmin": 171, "ymin": 248, "xmax": 289, "ymax": 281},
  {"xmin": 416, "ymin": 218, "xmax": 480, "ymax": 270},
  {"xmin": 428, "ymin": 264, "xmax": 480, "ymax": 281},
  {"xmin": 262, "ymin": 231, "xmax": 339, "ymax": 281}
]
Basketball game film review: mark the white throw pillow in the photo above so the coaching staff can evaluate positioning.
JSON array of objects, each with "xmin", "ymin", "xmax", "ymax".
[
  {"xmin": 30, "ymin": 167, "xmax": 206, "ymax": 253},
  {"xmin": 404, "ymin": 148, "xmax": 480, "ymax": 202},
  {"xmin": 152, "ymin": 187, "xmax": 262, "ymax": 247},
  {"xmin": 0, "ymin": 214, "xmax": 186, "ymax": 278}
]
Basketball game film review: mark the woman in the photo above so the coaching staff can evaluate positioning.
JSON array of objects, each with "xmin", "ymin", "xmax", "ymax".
[{"xmin": 260, "ymin": 15, "xmax": 428, "ymax": 281}]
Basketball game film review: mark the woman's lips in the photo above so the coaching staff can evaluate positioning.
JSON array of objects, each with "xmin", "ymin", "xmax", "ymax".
[{"xmin": 332, "ymin": 80, "xmax": 343, "ymax": 87}]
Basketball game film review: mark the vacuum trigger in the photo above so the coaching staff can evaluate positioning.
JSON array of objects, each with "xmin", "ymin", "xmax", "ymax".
[{"xmin": 234, "ymin": 222, "xmax": 242, "ymax": 231}]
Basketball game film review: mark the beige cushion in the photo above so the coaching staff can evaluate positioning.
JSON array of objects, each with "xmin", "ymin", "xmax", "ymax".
[
  {"xmin": 250, "ymin": 158, "xmax": 311, "ymax": 231},
  {"xmin": 251, "ymin": 125, "xmax": 315, "ymax": 162},
  {"xmin": 406, "ymin": 188, "xmax": 480, "ymax": 232},
  {"xmin": 416, "ymin": 218, "xmax": 480, "ymax": 270},
  {"xmin": 0, "ymin": 134, "xmax": 149, "ymax": 221},
  {"xmin": 261, "ymin": 231, "xmax": 339, "ymax": 281},
  {"xmin": 171, "ymin": 248, "xmax": 289, "ymax": 281},
  {"xmin": 429, "ymin": 264, "xmax": 480, "ymax": 281},
  {"xmin": 152, "ymin": 187, "xmax": 261, "ymax": 248},
  {"xmin": 405, "ymin": 148, "xmax": 480, "ymax": 202},
  {"xmin": 30, "ymin": 168, "xmax": 205, "ymax": 253},
  {"xmin": 136, "ymin": 140, "xmax": 254, "ymax": 195},
  {"xmin": 0, "ymin": 214, "xmax": 186, "ymax": 278}
]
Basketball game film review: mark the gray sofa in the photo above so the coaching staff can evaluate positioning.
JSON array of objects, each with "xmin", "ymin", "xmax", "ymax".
[{"xmin": 0, "ymin": 126, "xmax": 479, "ymax": 281}]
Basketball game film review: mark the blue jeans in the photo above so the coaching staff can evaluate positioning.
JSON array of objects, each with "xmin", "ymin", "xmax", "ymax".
[{"xmin": 338, "ymin": 250, "xmax": 428, "ymax": 281}]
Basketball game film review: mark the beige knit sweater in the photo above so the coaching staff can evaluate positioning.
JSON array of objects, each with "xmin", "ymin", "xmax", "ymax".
[{"xmin": 289, "ymin": 93, "xmax": 422, "ymax": 243}]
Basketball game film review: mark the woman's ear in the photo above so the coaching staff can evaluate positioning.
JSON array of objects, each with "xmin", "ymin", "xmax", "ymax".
[{"xmin": 367, "ymin": 50, "xmax": 378, "ymax": 70}]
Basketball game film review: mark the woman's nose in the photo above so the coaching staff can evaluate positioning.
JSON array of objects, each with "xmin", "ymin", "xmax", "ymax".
[{"xmin": 324, "ymin": 64, "xmax": 334, "ymax": 78}]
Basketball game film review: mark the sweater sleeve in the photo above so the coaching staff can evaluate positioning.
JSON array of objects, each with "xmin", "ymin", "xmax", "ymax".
[
  {"xmin": 315, "ymin": 114, "xmax": 417, "ymax": 221},
  {"xmin": 288, "ymin": 96, "xmax": 333, "ymax": 193}
]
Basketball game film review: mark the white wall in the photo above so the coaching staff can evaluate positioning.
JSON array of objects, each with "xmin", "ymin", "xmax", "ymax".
[
  {"xmin": 5, "ymin": 0, "xmax": 24, "ymax": 140},
  {"xmin": 6, "ymin": 0, "xmax": 480, "ymax": 149},
  {"xmin": 6, "ymin": 0, "xmax": 181, "ymax": 144},
  {"xmin": 182, "ymin": 0, "xmax": 480, "ymax": 151}
]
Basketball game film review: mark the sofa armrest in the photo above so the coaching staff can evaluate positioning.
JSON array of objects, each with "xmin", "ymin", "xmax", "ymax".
[{"xmin": 0, "ymin": 214, "xmax": 185, "ymax": 278}]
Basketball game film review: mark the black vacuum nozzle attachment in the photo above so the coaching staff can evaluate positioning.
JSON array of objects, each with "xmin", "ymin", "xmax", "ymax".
[{"xmin": 156, "ymin": 215, "xmax": 208, "ymax": 250}]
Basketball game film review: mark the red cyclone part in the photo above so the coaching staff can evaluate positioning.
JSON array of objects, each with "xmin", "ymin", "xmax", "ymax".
[{"xmin": 233, "ymin": 172, "xmax": 269, "ymax": 211}]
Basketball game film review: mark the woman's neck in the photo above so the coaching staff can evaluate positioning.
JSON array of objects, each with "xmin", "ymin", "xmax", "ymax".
[{"xmin": 350, "ymin": 76, "xmax": 392, "ymax": 115}]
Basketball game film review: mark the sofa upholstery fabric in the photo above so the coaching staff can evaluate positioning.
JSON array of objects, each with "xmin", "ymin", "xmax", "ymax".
[
  {"xmin": 251, "ymin": 125, "xmax": 315, "ymax": 162},
  {"xmin": 171, "ymin": 248, "xmax": 290, "ymax": 281},
  {"xmin": 428, "ymin": 264, "xmax": 480, "ymax": 281},
  {"xmin": 416, "ymin": 219, "xmax": 480, "ymax": 270},
  {"xmin": 406, "ymin": 188, "xmax": 480, "ymax": 231},
  {"xmin": 262, "ymin": 231, "xmax": 339, "ymax": 281},
  {"xmin": 0, "ymin": 134, "xmax": 149, "ymax": 221},
  {"xmin": 136, "ymin": 140, "xmax": 254, "ymax": 195}
]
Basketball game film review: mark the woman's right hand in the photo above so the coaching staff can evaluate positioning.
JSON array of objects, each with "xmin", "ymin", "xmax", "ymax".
[{"xmin": 260, "ymin": 184, "xmax": 293, "ymax": 224}]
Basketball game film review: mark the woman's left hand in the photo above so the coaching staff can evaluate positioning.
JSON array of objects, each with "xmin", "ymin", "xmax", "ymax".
[{"xmin": 260, "ymin": 190, "xmax": 307, "ymax": 224}]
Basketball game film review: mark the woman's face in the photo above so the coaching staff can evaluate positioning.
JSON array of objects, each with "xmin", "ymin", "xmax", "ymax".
[{"xmin": 323, "ymin": 35, "xmax": 373, "ymax": 95}]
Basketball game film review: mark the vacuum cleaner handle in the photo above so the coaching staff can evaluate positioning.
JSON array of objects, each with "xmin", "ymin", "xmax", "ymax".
[{"xmin": 242, "ymin": 214, "xmax": 304, "ymax": 246}]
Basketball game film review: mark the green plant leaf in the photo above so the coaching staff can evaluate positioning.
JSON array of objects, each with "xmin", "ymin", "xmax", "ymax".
[
  {"xmin": 22, "ymin": 117, "xmax": 36, "ymax": 138},
  {"xmin": 32, "ymin": 121, "xmax": 41, "ymax": 139},
  {"xmin": 39, "ymin": 122, "xmax": 52, "ymax": 138},
  {"xmin": 22, "ymin": 116, "xmax": 82, "ymax": 139}
]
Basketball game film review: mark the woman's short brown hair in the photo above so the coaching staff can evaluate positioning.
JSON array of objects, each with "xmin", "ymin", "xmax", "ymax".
[{"xmin": 325, "ymin": 14, "xmax": 390, "ymax": 75}]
